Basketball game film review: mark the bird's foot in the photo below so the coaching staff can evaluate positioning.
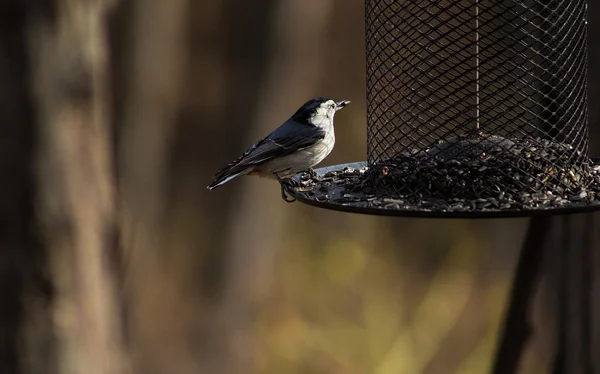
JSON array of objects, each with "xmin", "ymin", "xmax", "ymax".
[
  {"xmin": 276, "ymin": 175, "xmax": 297, "ymax": 203},
  {"xmin": 306, "ymin": 168, "xmax": 319, "ymax": 179},
  {"xmin": 284, "ymin": 178, "xmax": 303, "ymax": 188},
  {"xmin": 280, "ymin": 185, "xmax": 296, "ymax": 203}
]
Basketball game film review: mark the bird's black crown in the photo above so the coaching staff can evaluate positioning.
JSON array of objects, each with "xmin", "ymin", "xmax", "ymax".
[{"xmin": 290, "ymin": 97, "xmax": 331, "ymax": 122}]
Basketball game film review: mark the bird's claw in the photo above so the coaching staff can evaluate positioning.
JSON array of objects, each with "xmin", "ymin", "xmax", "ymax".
[
  {"xmin": 285, "ymin": 178, "xmax": 304, "ymax": 188},
  {"xmin": 306, "ymin": 168, "xmax": 319, "ymax": 179},
  {"xmin": 281, "ymin": 186, "xmax": 296, "ymax": 203},
  {"xmin": 276, "ymin": 175, "xmax": 297, "ymax": 203}
]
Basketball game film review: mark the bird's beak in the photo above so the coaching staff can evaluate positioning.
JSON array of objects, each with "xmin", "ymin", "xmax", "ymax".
[{"xmin": 335, "ymin": 100, "xmax": 350, "ymax": 111}]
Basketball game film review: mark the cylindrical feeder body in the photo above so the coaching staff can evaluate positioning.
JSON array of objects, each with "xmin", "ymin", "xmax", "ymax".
[{"xmin": 365, "ymin": 0, "xmax": 590, "ymax": 200}]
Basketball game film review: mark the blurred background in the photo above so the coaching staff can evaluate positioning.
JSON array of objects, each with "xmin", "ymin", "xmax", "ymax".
[{"xmin": 1, "ymin": 1, "xmax": 599, "ymax": 374}]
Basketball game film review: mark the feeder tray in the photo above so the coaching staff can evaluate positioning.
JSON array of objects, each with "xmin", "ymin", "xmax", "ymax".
[
  {"xmin": 286, "ymin": 0, "xmax": 599, "ymax": 218},
  {"xmin": 284, "ymin": 158, "xmax": 600, "ymax": 218}
]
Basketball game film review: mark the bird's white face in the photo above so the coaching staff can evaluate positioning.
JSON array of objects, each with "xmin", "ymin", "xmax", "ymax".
[{"xmin": 310, "ymin": 100, "xmax": 339, "ymax": 128}]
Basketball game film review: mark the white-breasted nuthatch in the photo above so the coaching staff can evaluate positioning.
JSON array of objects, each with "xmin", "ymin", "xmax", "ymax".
[{"xmin": 207, "ymin": 97, "xmax": 350, "ymax": 199}]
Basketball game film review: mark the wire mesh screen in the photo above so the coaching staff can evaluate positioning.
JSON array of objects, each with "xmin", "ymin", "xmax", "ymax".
[{"xmin": 365, "ymin": 0, "xmax": 592, "ymax": 203}]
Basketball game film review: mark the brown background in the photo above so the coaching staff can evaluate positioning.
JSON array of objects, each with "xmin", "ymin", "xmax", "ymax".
[{"xmin": 0, "ymin": 1, "xmax": 599, "ymax": 374}]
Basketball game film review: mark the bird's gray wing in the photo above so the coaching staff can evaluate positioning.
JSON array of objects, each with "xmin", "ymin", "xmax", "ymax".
[
  {"xmin": 235, "ymin": 120, "xmax": 325, "ymax": 167},
  {"xmin": 210, "ymin": 120, "xmax": 325, "ymax": 183}
]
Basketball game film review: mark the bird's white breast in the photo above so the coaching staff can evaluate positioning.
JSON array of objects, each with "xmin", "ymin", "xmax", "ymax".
[{"xmin": 308, "ymin": 131, "xmax": 335, "ymax": 164}]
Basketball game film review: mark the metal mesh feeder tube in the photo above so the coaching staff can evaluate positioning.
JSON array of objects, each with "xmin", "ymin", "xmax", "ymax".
[{"xmin": 285, "ymin": 0, "xmax": 600, "ymax": 218}]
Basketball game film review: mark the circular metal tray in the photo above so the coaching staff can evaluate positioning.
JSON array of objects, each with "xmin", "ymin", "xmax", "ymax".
[{"xmin": 285, "ymin": 160, "xmax": 600, "ymax": 219}]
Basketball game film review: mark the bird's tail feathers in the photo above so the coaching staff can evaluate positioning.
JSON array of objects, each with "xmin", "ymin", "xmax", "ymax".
[{"xmin": 207, "ymin": 163, "xmax": 252, "ymax": 190}]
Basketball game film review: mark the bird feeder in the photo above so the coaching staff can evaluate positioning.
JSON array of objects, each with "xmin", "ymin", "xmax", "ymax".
[{"xmin": 285, "ymin": 0, "xmax": 600, "ymax": 218}]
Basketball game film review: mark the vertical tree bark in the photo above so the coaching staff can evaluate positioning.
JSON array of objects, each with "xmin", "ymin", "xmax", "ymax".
[
  {"xmin": 0, "ymin": 3, "xmax": 55, "ymax": 374},
  {"xmin": 547, "ymin": 214, "xmax": 598, "ymax": 374},
  {"xmin": 114, "ymin": 1, "xmax": 189, "ymax": 373},
  {"xmin": 28, "ymin": 1, "xmax": 128, "ymax": 373}
]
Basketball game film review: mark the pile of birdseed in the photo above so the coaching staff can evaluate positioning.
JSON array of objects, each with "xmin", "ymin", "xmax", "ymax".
[{"xmin": 291, "ymin": 135, "xmax": 600, "ymax": 213}]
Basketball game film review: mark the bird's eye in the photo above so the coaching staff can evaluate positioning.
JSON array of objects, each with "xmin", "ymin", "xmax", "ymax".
[{"xmin": 329, "ymin": 103, "xmax": 336, "ymax": 109}]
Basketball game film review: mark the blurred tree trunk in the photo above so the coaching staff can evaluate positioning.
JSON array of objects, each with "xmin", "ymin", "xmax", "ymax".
[
  {"xmin": 112, "ymin": 1, "xmax": 189, "ymax": 373},
  {"xmin": 548, "ymin": 215, "xmax": 599, "ymax": 374},
  {"xmin": 28, "ymin": 1, "xmax": 129, "ymax": 373},
  {"xmin": 0, "ymin": 3, "xmax": 55, "ymax": 374}
]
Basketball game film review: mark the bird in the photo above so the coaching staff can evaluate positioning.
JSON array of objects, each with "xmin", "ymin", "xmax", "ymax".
[{"xmin": 207, "ymin": 97, "xmax": 350, "ymax": 201}]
